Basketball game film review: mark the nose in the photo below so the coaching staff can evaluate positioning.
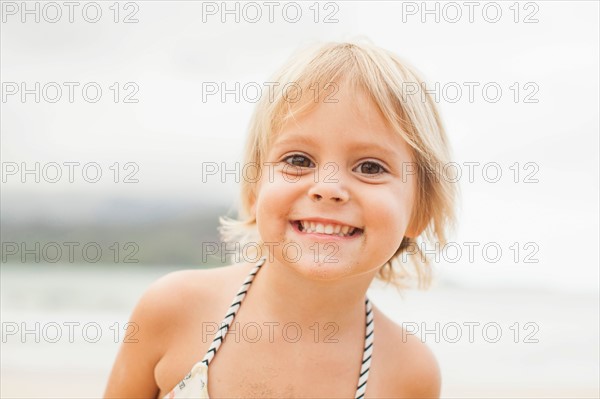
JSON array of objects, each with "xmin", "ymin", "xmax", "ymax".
[{"xmin": 308, "ymin": 177, "xmax": 350, "ymax": 203}]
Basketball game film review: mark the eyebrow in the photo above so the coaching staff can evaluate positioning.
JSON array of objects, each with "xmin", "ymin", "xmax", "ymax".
[
  {"xmin": 271, "ymin": 134, "xmax": 317, "ymax": 149},
  {"xmin": 347, "ymin": 141, "xmax": 402, "ymax": 160}
]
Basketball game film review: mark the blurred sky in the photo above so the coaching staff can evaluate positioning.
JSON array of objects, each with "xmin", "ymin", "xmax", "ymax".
[{"xmin": 1, "ymin": 1, "xmax": 599, "ymax": 294}]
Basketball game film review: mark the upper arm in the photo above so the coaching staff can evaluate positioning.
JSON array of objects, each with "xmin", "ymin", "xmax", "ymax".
[
  {"xmin": 394, "ymin": 332, "xmax": 442, "ymax": 398},
  {"xmin": 103, "ymin": 271, "xmax": 193, "ymax": 399}
]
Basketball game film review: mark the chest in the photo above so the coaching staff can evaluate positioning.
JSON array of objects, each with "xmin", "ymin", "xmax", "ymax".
[{"xmin": 206, "ymin": 334, "xmax": 364, "ymax": 398}]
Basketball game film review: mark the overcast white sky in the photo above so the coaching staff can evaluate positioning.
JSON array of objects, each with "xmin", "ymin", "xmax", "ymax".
[{"xmin": 1, "ymin": 1, "xmax": 599, "ymax": 292}]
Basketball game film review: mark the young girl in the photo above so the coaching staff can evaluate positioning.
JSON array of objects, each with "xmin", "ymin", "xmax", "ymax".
[{"xmin": 105, "ymin": 40, "xmax": 457, "ymax": 398}]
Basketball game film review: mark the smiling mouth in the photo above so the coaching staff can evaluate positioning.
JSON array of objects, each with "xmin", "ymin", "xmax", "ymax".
[{"xmin": 292, "ymin": 220, "xmax": 363, "ymax": 238}]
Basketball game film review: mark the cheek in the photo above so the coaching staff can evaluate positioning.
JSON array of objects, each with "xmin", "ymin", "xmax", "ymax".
[
  {"xmin": 254, "ymin": 178, "xmax": 294, "ymax": 241},
  {"xmin": 367, "ymin": 194, "xmax": 410, "ymax": 264},
  {"xmin": 366, "ymin": 188, "xmax": 413, "ymax": 243}
]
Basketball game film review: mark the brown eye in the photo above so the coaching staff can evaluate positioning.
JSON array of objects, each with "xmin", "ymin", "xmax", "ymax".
[
  {"xmin": 284, "ymin": 155, "xmax": 314, "ymax": 168},
  {"xmin": 358, "ymin": 161, "xmax": 385, "ymax": 175}
]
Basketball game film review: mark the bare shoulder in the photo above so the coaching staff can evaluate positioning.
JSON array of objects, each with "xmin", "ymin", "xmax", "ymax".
[
  {"xmin": 136, "ymin": 263, "xmax": 252, "ymax": 341},
  {"xmin": 143, "ymin": 266, "xmax": 228, "ymax": 313},
  {"xmin": 130, "ymin": 267, "xmax": 222, "ymax": 335},
  {"xmin": 371, "ymin": 307, "xmax": 441, "ymax": 399},
  {"xmin": 147, "ymin": 260, "xmax": 254, "ymax": 306},
  {"xmin": 104, "ymin": 263, "xmax": 250, "ymax": 398}
]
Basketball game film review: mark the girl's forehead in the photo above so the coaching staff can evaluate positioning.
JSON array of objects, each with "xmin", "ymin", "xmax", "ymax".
[
  {"xmin": 275, "ymin": 87, "xmax": 391, "ymax": 137},
  {"xmin": 277, "ymin": 80, "xmax": 383, "ymax": 124}
]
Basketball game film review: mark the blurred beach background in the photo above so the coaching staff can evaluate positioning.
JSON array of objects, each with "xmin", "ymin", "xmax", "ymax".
[{"xmin": 1, "ymin": 1, "xmax": 598, "ymax": 397}]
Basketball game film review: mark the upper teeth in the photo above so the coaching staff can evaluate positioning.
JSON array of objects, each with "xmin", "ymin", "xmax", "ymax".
[{"xmin": 298, "ymin": 221, "xmax": 357, "ymax": 237}]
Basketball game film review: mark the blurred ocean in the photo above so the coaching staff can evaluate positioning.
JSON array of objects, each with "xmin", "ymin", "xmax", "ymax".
[{"xmin": 1, "ymin": 263, "xmax": 598, "ymax": 398}]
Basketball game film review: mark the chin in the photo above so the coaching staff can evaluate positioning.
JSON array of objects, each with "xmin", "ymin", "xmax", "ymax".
[{"xmin": 275, "ymin": 246, "xmax": 358, "ymax": 281}]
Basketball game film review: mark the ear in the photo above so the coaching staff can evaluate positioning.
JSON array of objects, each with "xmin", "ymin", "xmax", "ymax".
[
  {"xmin": 404, "ymin": 228, "xmax": 417, "ymax": 239},
  {"xmin": 404, "ymin": 221, "xmax": 426, "ymax": 239}
]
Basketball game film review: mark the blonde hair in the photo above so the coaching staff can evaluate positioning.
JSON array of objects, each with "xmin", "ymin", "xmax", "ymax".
[{"xmin": 219, "ymin": 39, "xmax": 459, "ymax": 290}]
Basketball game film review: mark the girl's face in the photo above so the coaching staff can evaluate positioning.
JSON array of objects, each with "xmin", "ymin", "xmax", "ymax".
[{"xmin": 252, "ymin": 82, "xmax": 417, "ymax": 280}]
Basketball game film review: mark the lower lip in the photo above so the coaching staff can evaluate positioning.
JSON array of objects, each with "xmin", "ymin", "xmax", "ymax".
[{"xmin": 289, "ymin": 221, "xmax": 363, "ymax": 241}]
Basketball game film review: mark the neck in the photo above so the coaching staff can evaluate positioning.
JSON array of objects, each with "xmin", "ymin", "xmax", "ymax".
[{"xmin": 248, "ymin": 257, "xmax": 377, "ymax": 333}]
